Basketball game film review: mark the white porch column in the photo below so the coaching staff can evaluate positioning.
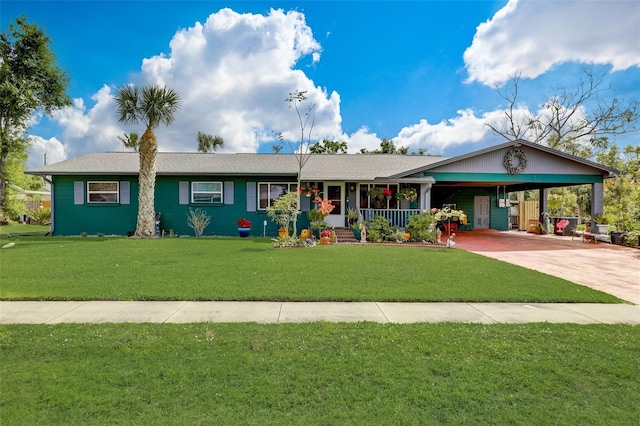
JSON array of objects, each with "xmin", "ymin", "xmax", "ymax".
[
  {"xmin": 421, "ymin": 183, "xmax": 432, "ymax": 211},
  {"xmin": 591, "ymin": 182, "xmax": 604, "ymax": 228}
]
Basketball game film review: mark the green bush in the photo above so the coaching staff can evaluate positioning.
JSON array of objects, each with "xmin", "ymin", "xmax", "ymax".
[
  {"xmin": 2, "ymin": 198, "xmax": 26, "ymax": 221},
  {"xmin": 623, "ymin": 230, "xmax": 640, "ymax": 247},
  {"xmin": 367, "ymin": 215, "xmax": 396, "ymax": 242},
  {"xmin": 406, "ymin": 212, "xmax": 438, "ymax": 242}
]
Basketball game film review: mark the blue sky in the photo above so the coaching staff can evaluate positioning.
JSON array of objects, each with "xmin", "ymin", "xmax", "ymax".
[{"xmin": 2, "ymin": 0, "xmax": 639, "ymax": 169}]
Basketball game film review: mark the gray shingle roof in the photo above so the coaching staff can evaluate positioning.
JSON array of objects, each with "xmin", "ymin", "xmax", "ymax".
[{"xmin": 26, "ymin": 152, "xmax": 448, "ymax": 181}]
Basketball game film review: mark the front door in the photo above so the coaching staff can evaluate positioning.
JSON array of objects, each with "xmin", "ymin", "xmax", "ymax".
[
  {"xmin": 324, "ymin": 182, "xmax": 344, "ymax": 228},
  {"xmin": 474, "ymin": 196, "xmax": 490, "ymax": 229}
]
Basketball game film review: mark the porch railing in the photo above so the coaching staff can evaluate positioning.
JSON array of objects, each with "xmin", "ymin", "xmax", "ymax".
[{"xmin": 360, "ymin": 209, "xmax": 421, "ymax": 228}]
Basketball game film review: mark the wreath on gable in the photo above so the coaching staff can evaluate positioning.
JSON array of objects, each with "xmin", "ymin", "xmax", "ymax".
[{"xmin": 503, "ymin": 147, "xmax": 527, "ymax": 175}]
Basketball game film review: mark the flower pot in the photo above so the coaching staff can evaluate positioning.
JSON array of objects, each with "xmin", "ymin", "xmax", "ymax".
[
  {"xmin": 238, "ymin": 228, "xmax": 250, "ymax": 238},
  {"xmin": 610, "ymin": 232, "xmax": 624, "ymax": 245},
  {"xmin": 320, "ymin": 236, "xmax": 331, "ymax": 245},
  {"xmin": 595, "ymin": 224, "xmax": 609, "ymax": 234},
  {"xmin": 278, "ymin": 228, "xmax": 287, "ymax": 238},
  {"xmin": 353, "ymin": 228, "xmax": 362, "ymax": 241}
]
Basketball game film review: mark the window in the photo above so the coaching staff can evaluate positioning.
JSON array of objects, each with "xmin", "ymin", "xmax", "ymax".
[
  {"xmin": 258, "ymin": 183, "xmax": 296, "ymax": 209},
  {"xmin": 192, "ymin": 182, "xmax": 223, "ymax": 203},
  {"xmin": 87, "ymin": 181, "xmax": 119, "ymax": 203}
]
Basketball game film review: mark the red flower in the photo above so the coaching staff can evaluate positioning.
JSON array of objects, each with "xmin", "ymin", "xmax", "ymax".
[
  {"xmin": 237, "ymin": 218, "xmax": 251, "ymax": 228},
  {"xmin": 383, "ymin": 189, "xmax": 392, "ymax": 196},
  {"xmin": 320, "ymin": 230, "xmax": 331, "ymax": 238}
]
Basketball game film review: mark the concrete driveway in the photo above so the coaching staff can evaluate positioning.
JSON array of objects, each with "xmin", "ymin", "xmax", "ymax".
[{"xmin": 454, "ymin": 230, "xmax": 640, "ymax": 304}]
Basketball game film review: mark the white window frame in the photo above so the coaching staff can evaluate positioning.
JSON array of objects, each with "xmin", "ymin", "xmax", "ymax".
[
  {"xmin": 191, "ymin": 181, "xmax": 223, "ymax": 204},
  {"xmin": 258, "ymin": 182, "xmax": 296, "ymax": 210},
  {"xmin": 87, "ymin": 181, "xmax": 119, "ymax": 203}
]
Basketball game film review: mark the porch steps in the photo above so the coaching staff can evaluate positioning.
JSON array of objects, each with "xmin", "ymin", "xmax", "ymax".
[{"xmin": 332, "ymin": 227, "xmax": 359, "ymax": 244}]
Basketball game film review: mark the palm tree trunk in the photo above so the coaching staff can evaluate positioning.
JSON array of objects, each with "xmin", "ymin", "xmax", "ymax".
[{"xmin": 136, "ymin": 127, "xmax": 157, "ymax": 237}]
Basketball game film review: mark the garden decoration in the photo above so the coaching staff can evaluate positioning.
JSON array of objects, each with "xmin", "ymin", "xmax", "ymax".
[
  {"xmin": 503, "ymin": 147, "xmax": 527, "ymax": 175},
  {"xmin": 237, "ymin": 218, "xmax": 251, "ymax": 237}
]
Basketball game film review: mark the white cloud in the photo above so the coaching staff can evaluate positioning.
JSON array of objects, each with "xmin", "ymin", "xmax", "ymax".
[
  {"xmin": 464, "ymin": 0, "xmax": 640, "ymax": 86},
  {"xmin": 27, "ymin": 136, "xmax": 67, "ymax": 170},
  {"xmin": 392, "ymin": 109, "xmax": 490, "ymax": 154},
  {"xmin": 40, "ymin": 8, "xmax": 340, "ymax": 160}
]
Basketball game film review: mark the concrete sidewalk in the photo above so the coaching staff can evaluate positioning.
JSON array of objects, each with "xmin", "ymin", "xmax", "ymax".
[{"xmin": 1, "ymin": 301, "xmax": 638, "ymax": 325}]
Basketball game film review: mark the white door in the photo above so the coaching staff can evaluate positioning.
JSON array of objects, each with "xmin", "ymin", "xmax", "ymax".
[
  {"xmin": 324, "ymin": 182, "xmax": 345, "ymax": 228},
  {"xmin": 474, "ymin": 196, "xmax": 490, "ymax": 229}
]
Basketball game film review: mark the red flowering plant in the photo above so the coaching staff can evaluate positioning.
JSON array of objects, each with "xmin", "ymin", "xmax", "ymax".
[
  {"xmin": 320, "ymin": 230, "xmax": 331, "ymax": 238},
  {"xmin": 237, "ymin": 218, "xmax": 251, "ymax": 228},
  {"xmin": 382, "ymin": 188, "xmax": 392, "ymax": 197}
]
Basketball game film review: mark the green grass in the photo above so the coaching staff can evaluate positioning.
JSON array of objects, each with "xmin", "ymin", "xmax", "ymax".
[
  {"xmin": 0, "ymin": 222, "xmax": 50, "ymax": 236},
  {"xmin": 0, "ymin": 236, "xmax": 621, "ymax": 302},
  {"xmin": 1, "ymin": 323, "xmax": 638, "ymax": 425}
]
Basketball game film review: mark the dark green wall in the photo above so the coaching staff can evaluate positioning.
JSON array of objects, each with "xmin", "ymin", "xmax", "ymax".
[
  {"xmin": 53, "ymin": 176, "xmax": 138, "ymax": 235},
  {"xmin": 52, "ymin": 175, "xmax": 311, "ymax": 237},
  {"xmin": 431, "ymin": 187, "xmax": 509, "ymax": 231}
]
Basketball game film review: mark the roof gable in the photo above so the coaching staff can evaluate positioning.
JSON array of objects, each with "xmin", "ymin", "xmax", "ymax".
[{"xmin": 392, "ymin": 139, "xmax": 617, "ymax": 178}]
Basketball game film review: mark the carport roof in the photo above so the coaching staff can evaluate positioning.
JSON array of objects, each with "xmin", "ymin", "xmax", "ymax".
[{"xmin": 390, "ymin": 139, "xmax": 618, "ymax": 179}]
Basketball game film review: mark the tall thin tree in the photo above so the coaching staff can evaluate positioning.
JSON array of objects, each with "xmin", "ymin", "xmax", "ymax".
[{"xmin": 113, "ymin": 84, "xmax": 181, "ymax": 237}]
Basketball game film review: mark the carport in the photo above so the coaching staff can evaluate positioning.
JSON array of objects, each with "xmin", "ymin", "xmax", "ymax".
[{"xmin": 392, "ymin": 139, "xmax": 617, "ymax": 231}]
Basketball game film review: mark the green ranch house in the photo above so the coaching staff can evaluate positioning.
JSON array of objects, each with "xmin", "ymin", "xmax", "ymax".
[{"xmin": 26, "ymin": 139, "xmax": 616, "ymax": 237}]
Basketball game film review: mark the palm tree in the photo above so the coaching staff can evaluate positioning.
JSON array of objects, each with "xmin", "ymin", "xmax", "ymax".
[
  {"xmin": 113, "ymin": 84, "xmax": 181, "ymax": 237},
  {"xmin": 117, "ymin": 132, "xmax": 139, "ymax": 152},
  {"xmin": 196, "ymin": 131, "xmax": 224, "ymax": 153}
]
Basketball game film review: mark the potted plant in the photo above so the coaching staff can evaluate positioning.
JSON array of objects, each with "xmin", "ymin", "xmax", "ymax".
[
  {"xmin": 320, "ymin": 229, "xmax": 331, "ymax": 245},
  {"xmin": 396, "ymin": 187, "xmax": 417, "ymax": 202},
  {"xmin": 308, "ymin": 209, "xmax": 328, "ymax": 238},
  {"xmin": 382, "ymin": 188, "xmax": 392, "ymax": 200},
  {"xmin": 237, "ymin": 218, "xmax": 251, "ymax": 237},
  {"xmin": 347, "ymin": 208, "xmax": 359, "ymax": 226},
  {"xmin": 367, "ymin": 187, "xmax": 383, "ymax": 200},
  {"xmin": 593, "ymin": 214, "xmax": 610, "ymax": 234},
  {"xmin": 352, "ymin": 221, "xmax": 367, "ymax": 241},
  {"xmin": 267, "ymin": 192, "xmax": 299, "ymax": 238}
]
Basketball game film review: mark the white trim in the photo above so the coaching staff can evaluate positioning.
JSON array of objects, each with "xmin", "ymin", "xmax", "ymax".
[
  {"xmin": 87, "ymin": 181, "xmax": 119, "ymax": 203},
  {"xmin": 191, "ymin": 181, "xmax": 223, "ymax": 204}
]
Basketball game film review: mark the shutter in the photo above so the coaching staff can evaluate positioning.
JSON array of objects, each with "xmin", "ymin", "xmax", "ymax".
[
  {"xmin": 74, "ymin": 181, "xmax": 84, "ymax": 205},
  {"xmin": 224, "ymin": 181, "xmax": 234, "ymax": 205},
  {"xmin": 300, "ymin": 194, "xmax": 311, "ymax": 211},
  {"xmin": 120, "ymin": 181, "xmax": 130, "ymax": 204},
  {"xmin": 179, "ymin": 181, "xmax": 189, "ymax": 205},
  {"xmin": 246, "ymin": 182, "xmax": 256, "ymax": 212}
]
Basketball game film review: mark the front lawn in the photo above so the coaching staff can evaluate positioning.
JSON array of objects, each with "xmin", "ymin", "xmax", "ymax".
[
  {"xmin": 1, "ymin": 323, "xmax": 638, "ymax": 425},
  {"xmin": 0, "ymin": 236, "xmax": 620, "ymax": 303}
]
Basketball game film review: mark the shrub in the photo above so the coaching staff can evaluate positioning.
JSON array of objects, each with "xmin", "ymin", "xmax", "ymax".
[
  {"xmin": 367, "ymin": 215, "xmax": 396, "ymax": 243},
  {"xmin": 31, "ymin": 207, "xmax": 51, "ymax": 226},
  {"xmin": 406, "ymin": 212, "xmax": 438, "ymax": 243},
  {"xmin": 623, "ymin": 230, "xmax": 640, "ymax": 247},
  {"xmin": 187, "ymin": 208, "xmax": 211, "ymax": 237}
]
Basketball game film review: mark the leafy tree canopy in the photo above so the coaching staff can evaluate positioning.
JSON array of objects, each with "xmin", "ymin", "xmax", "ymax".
[
  {"xmin": 309, "ymin": 139, "xmax": 347, "ymax": 154},
  {"xmin": 0, "ymin": 16, "xmax": 70, "ymax": 210}
]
